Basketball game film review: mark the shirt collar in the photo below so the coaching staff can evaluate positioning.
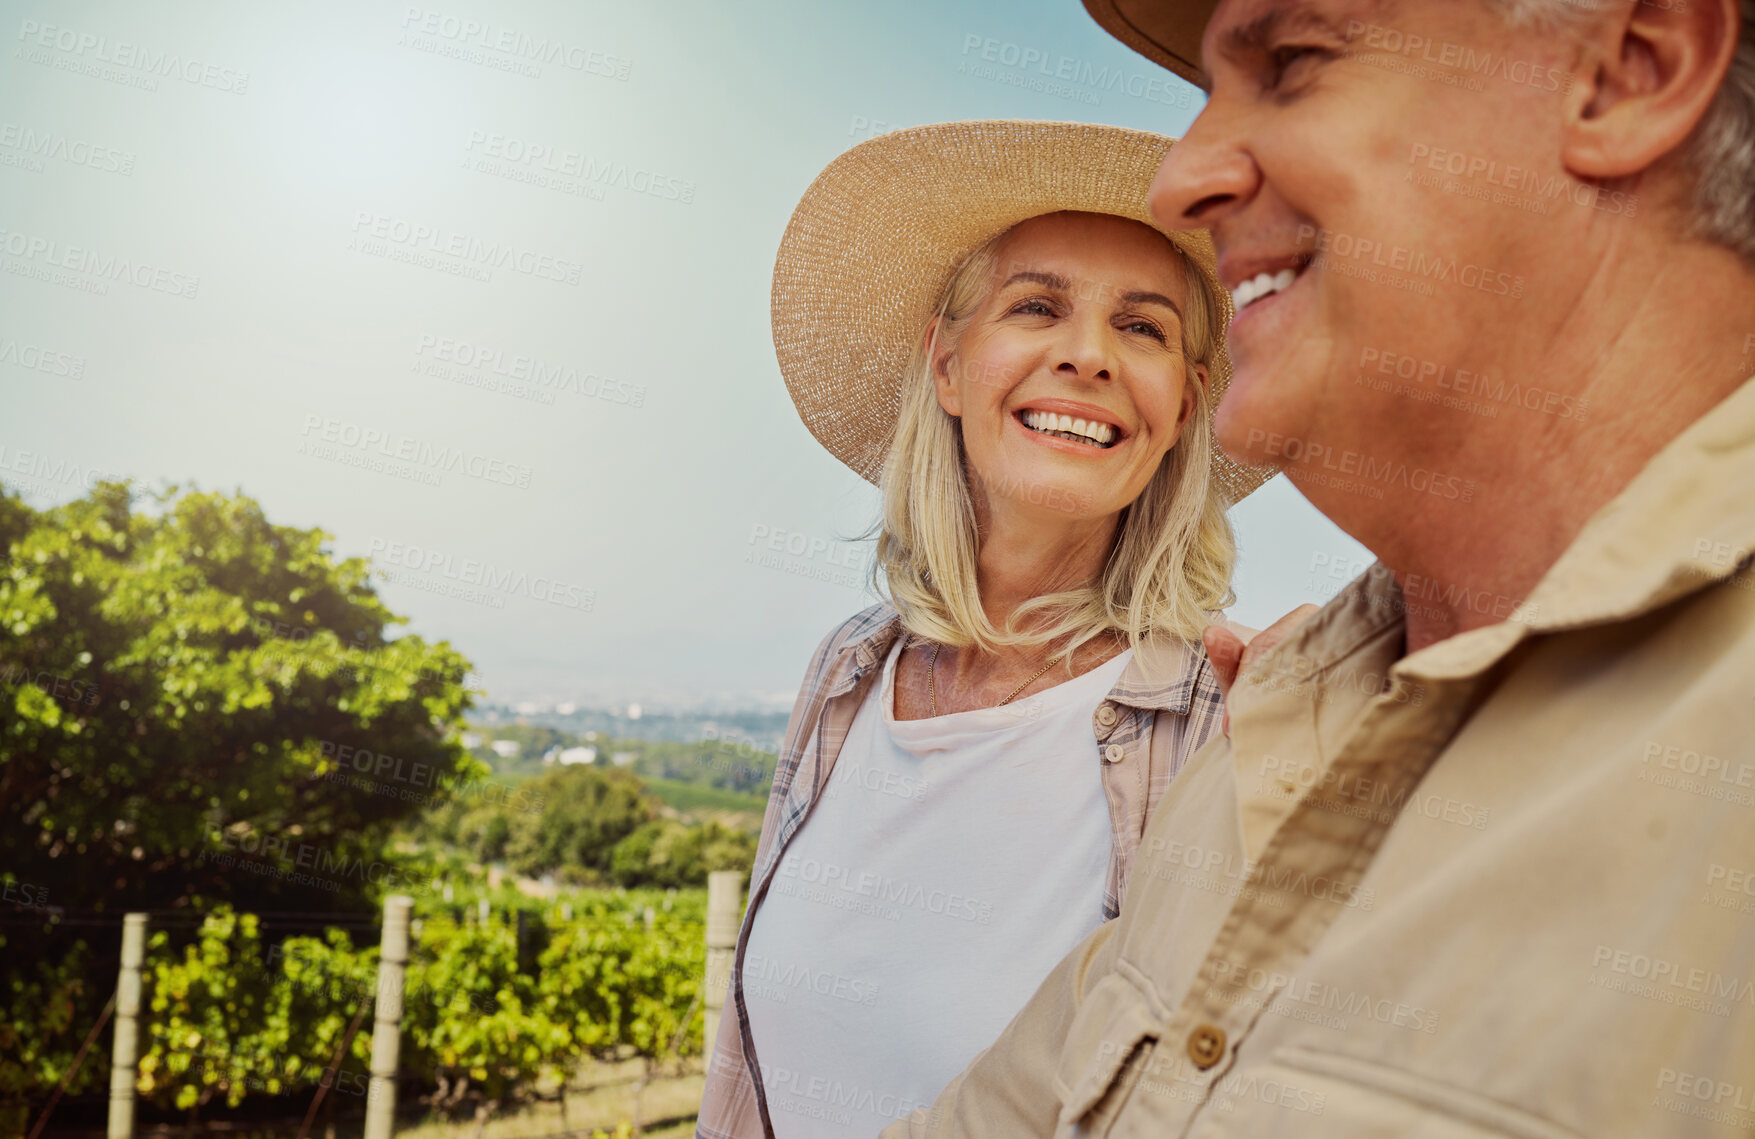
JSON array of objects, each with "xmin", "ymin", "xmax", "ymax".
[
  {"xmin": 1110, "ymin": 634, "xmax": 1205, "ymax": 714},
  {"xmin": 1267, "ymin": 375, "xmax": 1755, "ymax": 690},
  {"xmin": 827, "ymin": 606, "xmax": 1206, "ymax": 714}
]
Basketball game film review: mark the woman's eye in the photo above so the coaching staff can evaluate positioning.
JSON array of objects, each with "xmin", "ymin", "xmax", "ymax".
[
  {"xmin": 1123, "ymin": 319, "xmax": 1167, "ymax": 342},
  {"xmin": 1010, "ymin": 298, "xmax": 1055, "ymax": 317}
]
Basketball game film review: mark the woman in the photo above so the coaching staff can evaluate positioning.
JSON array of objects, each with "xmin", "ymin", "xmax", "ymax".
[{"xmin": 696, "ymin": 121, "xmax": 1273, "ymax": 1139}]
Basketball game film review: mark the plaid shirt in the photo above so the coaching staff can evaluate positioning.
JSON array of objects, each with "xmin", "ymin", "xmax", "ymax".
[{"xmin": 696, "ymin": 602, "xmax": 1226, "ymax": 1139}]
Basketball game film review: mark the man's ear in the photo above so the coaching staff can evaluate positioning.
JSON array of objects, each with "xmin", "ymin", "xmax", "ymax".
[
  {"xmin": 928, "ymin": 317, "xmax": 962, "ymax": 417},
  {"xmin": 1561, "ymin": 0, "xmax": 1740, "ymax": 182}
]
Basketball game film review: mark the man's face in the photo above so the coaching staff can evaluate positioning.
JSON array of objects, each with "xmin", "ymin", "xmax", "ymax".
[{"xmin": 1152, "ymin": 0, "xmax": 1592, "ymax": 488}]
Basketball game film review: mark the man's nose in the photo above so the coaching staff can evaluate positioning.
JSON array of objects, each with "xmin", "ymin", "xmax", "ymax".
[{"xmin": 1151, "ymin": 100, "xmax": 1260, "ymax": 233}]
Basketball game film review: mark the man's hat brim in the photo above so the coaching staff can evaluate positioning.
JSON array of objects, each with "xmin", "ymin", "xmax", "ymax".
[{"xmin": 1082, "ymin": 0, "xmax": 1221, "ymax": 85}]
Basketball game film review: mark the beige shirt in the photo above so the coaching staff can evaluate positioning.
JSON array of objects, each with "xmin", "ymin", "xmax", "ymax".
[{"xmin": 884, "ymin": 376, "xmax": 1755, "ymax": 1138}]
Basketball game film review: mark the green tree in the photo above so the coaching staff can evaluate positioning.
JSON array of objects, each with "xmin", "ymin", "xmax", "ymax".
[
  {"xmin": 504, "ymin": 766, "xmax": 653, "ymax": 881},
  {"xmin": 0, "ymin": 480, "xmax": 478, "ymax": 1121},
  {"xmin": 609, "ymin": 820, "xmax": 757, "ymax": 889}
]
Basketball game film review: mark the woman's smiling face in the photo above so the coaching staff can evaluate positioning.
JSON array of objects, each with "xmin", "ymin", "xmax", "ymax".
[{"xmin": 935, "ymin": 211, "xmax": 1205, "ymax": 524}]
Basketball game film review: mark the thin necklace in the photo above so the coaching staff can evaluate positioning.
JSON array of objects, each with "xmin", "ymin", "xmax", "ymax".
[{"xmin": 928, "ymin": 642, "xmax": 1062, "ymax": 717}]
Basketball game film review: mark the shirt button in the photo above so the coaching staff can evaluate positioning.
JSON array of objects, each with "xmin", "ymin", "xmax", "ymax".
[
  {"xmin": 1187, "ymin": 1024, "xmax": 1227, "ymax": 1069},
  {"xmin": 1104, "ymin": 743, "xmax": 1125, "ymax": 763},
  {"xmin": 1095, "ymin": 703, "xmax": 1118, "ymax": 727}
]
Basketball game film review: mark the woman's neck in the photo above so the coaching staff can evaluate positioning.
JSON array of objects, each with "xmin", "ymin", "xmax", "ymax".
[{"xmin": 972, "ymin": 501, "xmax": 1119, "ymax": 635}]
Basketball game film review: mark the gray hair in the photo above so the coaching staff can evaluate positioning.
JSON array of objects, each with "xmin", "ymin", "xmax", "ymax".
[{"xmin": 1487, "ymin": 0, "xmax": 1755, "ymax": 265}]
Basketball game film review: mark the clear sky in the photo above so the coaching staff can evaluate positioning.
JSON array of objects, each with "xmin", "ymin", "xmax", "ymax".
[{"xmin": 0, "ymin": 0, "xmax": 1371, "ymax": 709}]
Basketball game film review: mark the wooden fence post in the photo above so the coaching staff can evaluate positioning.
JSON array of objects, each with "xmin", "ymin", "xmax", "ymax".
[
  {"xmin": 106, "ymin": 913, "xmax": 148, "ymax": 1139},
  {"xmin": 364, "ymin": 895, "xmax": 413, "ymax": 1139},
  {"xmin": 704, "ymin": 872, "xmax": 743, "ymax": 1056}
]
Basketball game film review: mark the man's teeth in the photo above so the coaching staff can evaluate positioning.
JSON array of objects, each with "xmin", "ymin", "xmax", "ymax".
[
  {"xmin": 1020, "ymin": 410, "xmax": 1116, "ymax": 447},
  {"xmin": 1231, "ymin": 267, "xmax": 1300, "ymax": 311}
]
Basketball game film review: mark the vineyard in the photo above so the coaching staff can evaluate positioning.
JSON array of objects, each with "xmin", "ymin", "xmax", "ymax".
[{"xmin": 8, "ymin": 888, "xmax": 715, "ymax": 1137}]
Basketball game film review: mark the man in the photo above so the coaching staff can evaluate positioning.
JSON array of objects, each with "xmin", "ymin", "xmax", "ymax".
[{"xmin": 884, "ymin": 0, "xmax": 1755, "ymax": 1134}]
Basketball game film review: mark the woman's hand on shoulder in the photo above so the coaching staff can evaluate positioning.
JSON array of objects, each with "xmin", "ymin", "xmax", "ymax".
[{"xmin": 1202, "ymin": 605, "xmax": 1321, "ymax": 737}]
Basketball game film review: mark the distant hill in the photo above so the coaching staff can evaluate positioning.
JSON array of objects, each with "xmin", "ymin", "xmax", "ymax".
[{"xmin": 465, "ymin": 715, "xmax": 782, "ymax": 808}]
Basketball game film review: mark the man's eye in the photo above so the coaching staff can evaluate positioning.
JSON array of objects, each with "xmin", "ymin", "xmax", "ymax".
[{"xmin": 1267, "ymin": 45, "xmax": 1323, "ymax": 88}]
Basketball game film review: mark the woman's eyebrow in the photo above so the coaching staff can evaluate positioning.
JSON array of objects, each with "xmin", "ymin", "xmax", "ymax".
[
  {"xmin": 999, "ymin": 270, "xmax": 1069, "ymax": 291},
  {"xmin": 1119, "ymin": 290, "xmax": 1183, "ymax": 319}
]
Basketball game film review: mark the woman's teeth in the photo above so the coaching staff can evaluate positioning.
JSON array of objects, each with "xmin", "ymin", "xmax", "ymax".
[
  {"xmin": 1020, "ymin": 409, "xmax": 1117, "ymax": 448},
  {"xmin": 1232, "ymin": 267, "xmax": 1300, "ymax": 311}
]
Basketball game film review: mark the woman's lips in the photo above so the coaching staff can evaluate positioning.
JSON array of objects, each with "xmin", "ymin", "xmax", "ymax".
[{"xmin": 1010, "ymin": 409, "xmax": 1123, "ymax": 455}]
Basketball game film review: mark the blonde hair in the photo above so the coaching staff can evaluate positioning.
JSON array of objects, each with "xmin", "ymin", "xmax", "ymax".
[{"xmin": 872, "ymin": 214, "xmax": 1238, "ymax": 664}]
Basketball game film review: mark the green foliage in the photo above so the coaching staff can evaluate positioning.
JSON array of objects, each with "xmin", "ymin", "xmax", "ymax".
[
  {"xmin": 593, "ymin": 738, "xmax": 778, "ymax": 799},
  {"xmin": 118, "ymin": 893, "xmax": 705, "ymax": 1122},
  {"xmin": 503, "ymin": 766, "xmax": 654, "ymax": 881},
  {"xmin": 0, "ymin": 935, "xmax": 97, "ymax": 1137},
  {"xmin": 609, "ymin": 821, "xmax": 757, "ymax": 890},
  {"xmin": 0, "ymin": 479, "xmax": 476, "ymax": 1126},
  {"xmin": 0, "ymin": 479, "xmax": 480, "ymax": 917}
]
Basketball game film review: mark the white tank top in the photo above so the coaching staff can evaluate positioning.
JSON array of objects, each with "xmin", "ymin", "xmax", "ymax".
[{"xmin": 744, "ymin": 636, "xmax": 1134, "ymax": 1137}]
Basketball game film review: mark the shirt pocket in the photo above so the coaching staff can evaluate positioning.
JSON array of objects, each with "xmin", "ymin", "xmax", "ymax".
[
  {"xmin": 1052, "ymin": 972, "xmax": 1166, "ymax": 1139},
  {"xmin": 1180, "ymin": 1045, "xmax": 1584, "ymax": 1139}
]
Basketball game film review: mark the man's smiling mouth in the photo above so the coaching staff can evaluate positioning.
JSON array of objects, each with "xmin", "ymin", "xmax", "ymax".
[
  {"xmin": 1019, "ymin": 409, "xmax": 1118, "ymax": 448},
  {"xmin": 1230, "ymin": 260, "xmax": 1310, "ymax": 311}
]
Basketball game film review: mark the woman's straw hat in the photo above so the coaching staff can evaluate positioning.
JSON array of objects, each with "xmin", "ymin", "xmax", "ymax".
[{"xmin": 770, "ymin": 119, "xmax": 1274, "ymax": 505}]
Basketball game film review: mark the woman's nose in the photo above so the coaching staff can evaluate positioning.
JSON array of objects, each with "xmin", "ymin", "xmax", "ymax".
[{"xmin": 1054, "ymin": 319, "xmax": 1115, "ymax": 383}]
